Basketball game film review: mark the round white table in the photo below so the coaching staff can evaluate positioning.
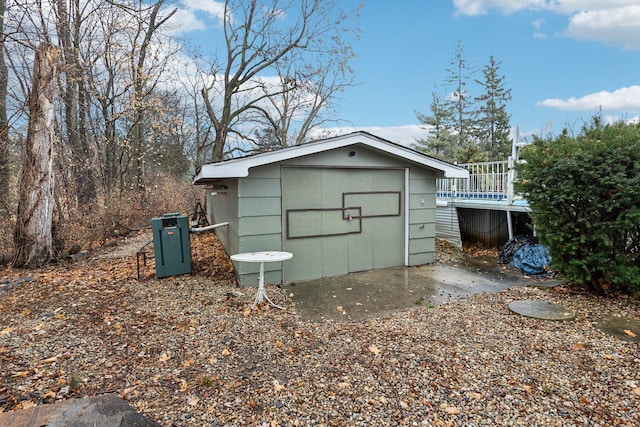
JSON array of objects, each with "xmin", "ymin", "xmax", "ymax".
[{"xmin": 230, "ymin": 251, "xmax": 293, "ymax": 309}]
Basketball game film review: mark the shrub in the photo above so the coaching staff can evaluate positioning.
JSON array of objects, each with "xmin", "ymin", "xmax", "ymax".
[
  {"xmin": 517, "ymin": 119, "xmax": 640, "ymax": 295},
  {"xmin": 61, "ymin": 172, "xmax": 202, "ymax": 250}
]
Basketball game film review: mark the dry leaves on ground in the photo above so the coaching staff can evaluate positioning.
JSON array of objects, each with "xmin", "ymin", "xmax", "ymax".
[{"xmin": 1, "ymin": 232, "xmax": 639, "ymax": 426}]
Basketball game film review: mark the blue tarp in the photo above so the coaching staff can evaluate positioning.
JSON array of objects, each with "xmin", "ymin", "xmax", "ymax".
[{"xmin": 509, "ymin": 244, "xmax": 552, "ymax": 276}]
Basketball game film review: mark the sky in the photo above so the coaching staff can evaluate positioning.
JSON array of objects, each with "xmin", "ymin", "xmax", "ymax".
[{"xmin": 174, "ymin": 0, "xmax": 640, "ymax": 147}]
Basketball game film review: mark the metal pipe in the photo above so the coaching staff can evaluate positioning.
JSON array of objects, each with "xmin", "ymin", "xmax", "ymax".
[{"xmin": 190, "ymin": 222, "xmax": 229, "ymax": 233}]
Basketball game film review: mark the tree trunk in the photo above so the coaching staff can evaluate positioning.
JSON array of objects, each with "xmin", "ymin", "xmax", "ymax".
[
  {"xmin": 13, "ymin": 44, "xmax": 61, "ymax": 268},
  {"xmin": 0, "ymin": 0, "xmax": 9, "ymax": 212}
]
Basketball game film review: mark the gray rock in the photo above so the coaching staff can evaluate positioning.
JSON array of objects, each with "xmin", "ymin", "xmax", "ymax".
[{"xmin": 0, "ymin": 394, "xmax": 161, "ymax": 427}]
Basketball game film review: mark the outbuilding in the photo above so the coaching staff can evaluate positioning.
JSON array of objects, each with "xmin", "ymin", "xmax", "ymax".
[{"xmin": 193, "ymin": 131, "xmax": 468, "ymax": 288}]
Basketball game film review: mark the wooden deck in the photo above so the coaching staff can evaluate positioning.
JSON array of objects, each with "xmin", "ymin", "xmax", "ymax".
[{"xmin": 435, "ymin": 160, "xmax": 533, "ymax": 248}]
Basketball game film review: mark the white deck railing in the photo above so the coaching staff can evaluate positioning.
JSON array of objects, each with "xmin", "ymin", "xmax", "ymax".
[{"xmin": 437, "ymin": 160, "xmax": 510, "ymax": 200}]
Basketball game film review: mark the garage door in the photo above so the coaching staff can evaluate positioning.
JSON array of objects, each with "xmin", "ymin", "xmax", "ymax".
[{"xmin": 282, "ymin": 167, "xmax": 405, "ymax": 282}]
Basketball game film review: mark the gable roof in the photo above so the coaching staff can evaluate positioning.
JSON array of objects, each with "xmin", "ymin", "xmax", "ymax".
[{"xmin": 193, "ymin": 131, "xmax": 469, "ymax": 183}]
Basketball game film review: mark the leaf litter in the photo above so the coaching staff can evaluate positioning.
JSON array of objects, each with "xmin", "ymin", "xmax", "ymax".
[{"xmin": 0, "ymin": 232, "xmax": 638, "ymax": 426}]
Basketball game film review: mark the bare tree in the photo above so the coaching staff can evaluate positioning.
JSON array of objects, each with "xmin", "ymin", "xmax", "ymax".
[
  {"xmin": 108, "ymin": 0, "xmax": 177, "ymax": 192},
  {"xmin": 13, "ymin": 43, "xmax": 60, "ymax": 268},
  {"xmin": 256, "ymin": 44, "xmax": 355, "ymax": 149},
  {"xmin": 54, "ymin": 0, "xmax": 99, "ymax": 204},
  {"xmin": 0, "ymin": 0, "xmax": 9, "ymax": 212},
  {"xmin": 201, "ymin": 0, "xmax": 359, "ymax": 160}
]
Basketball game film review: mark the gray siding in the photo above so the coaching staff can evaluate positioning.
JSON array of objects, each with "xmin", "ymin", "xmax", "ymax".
[
  {"xmin": 280, "ymin": 145, "xmax": 411, "ymax": 169},
  {"xmin": 408, "ymin": 169, "xmax": 437, "ymax": 265},
  {"xmin": 435, "ymin": 202, "xmax": 462, "ymax": 248},
  {"xmin": 236, "ymin": 164, "xmax": 284, "ymax": 287},
  {"xmin": 206, "ymin": 179, "xmax": 239, "ymax": 255}
]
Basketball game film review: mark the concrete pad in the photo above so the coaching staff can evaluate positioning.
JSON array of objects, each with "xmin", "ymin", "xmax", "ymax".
[
  {"xmin": 508, "ymin": 300, "xmax": 576, "ymax": 321},
  {"xmin": 597, "ymin": 316, "xmax": 640, "ymax": 343},
  {"xmin": 0, "ymin": 394, "xmax": 160, "ymax": 427},
  {"xmin": 287, "ymin": 264, "xmax": 528, "ymax": 322}
]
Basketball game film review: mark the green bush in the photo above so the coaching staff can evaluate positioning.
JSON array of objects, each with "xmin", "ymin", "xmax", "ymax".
[{"xmin": 517, "ymin": 119, "xmax": 640, "ymax": 295}]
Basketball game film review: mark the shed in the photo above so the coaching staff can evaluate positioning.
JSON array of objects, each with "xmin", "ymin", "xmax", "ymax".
[{"xmin": 193, "ymin": 131, "xmax": 468, "ymax": 288}]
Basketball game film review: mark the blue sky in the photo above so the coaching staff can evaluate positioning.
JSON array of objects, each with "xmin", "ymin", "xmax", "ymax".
[{"xmin": 174, "ymin": 1, "xmax": 640, "ymax": 146}]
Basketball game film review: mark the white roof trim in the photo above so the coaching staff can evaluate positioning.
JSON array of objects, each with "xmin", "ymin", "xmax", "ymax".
[{"xmin": 193, "ymin": 131, "xmax": 469, "ymax": 183}]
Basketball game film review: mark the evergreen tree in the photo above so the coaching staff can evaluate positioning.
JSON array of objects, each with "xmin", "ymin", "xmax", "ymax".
[
  {"xmin": 414, "ymin": 90, "xmax": 456, "ymax": 159},
  {"xmin": 475, "ymin": 55, "xmax": 512, "ymax": 160},
  {"xmin": 443, "ymin": 41, "xmax": 477, "ymax": 160}
]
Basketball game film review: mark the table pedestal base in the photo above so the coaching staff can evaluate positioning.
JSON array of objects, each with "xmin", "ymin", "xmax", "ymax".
[{"xmin": 251, "ymin": 261, "xmax": 284, "ymax": 310}]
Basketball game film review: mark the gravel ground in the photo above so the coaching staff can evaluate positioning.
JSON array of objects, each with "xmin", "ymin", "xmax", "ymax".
[{"xmin": 1, "ymin": 233, "xmax": 639, "ymax": 426}]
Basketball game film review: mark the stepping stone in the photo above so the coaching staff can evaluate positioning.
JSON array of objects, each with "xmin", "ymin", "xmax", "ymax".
[
  {"xmin": 508, "ymin": 300, "xmax": 575, "ymax": 321},
  {"xmin": 0, "ymin": 394, "xmax": 160, "ymax": 427},
  {"xmin": 526, "ymin": 279, "xmax": 566, "ymax": 290},
  {"xmin": 597, "ymin": 316, "xmax": 640, "ymax": 343}
]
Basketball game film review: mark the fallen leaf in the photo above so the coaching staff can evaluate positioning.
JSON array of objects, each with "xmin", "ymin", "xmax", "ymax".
[
  {"xmin": 42, "ymin": 390, "xmax": 56, "ymax": 400},
  {"xmin": 159, "ymin": 352, "xmax": 170, "ymax": 363},
  {"xmin": 469, "ymin": 391, "xmax": 482, "ymax": 399},
  {"xmin": 603, "ymin": 354, "xmax": 614, "ymax": 360},
  {"xmin": 337, "ymin": 382, "xmax": 351, "ymax": 389},
  {"xmin": 15, "ymin": 401, "xmax": 36, "ymax": 410},
  {"xmin": 187, "ymin": 395, "xmax": 199, "ymax": 406},
  {"xmin": 179, "ymin": 379, "xmax": 188, "ymax": 392},
  {"xmin": 40, "ymin": 355, "xmax": 59, "ymax": 364},
  {"xmin": 221, "ymin": 347, "xmax": 231, "ymax": 356},
  {"xmin": 444, "ymin": 406, "xmax": 461, "ymax": 415},
  {"xmin": 274, "ymin": 383, "xmax": 285, "ymax": 392},
  {"xmin": 399, "ymin": 400, "xmax": 409, "ymax": 409},
  {"xmin": 634, "ymin": 387, "xmax": 640, "ymax": 396},
  {"xmin": 275, "ymin": 340, "xmax": 283, "ymax": 349},
  {"xmin": 1, "ymin": 327, "xmax": 15, "ymax": 335},
  {"xmin": 336, "ymin": 306, "xmax": 343, "ymax": 313},
  {"xmin": 20, "ymin": 308, "xmax": 31, "ymax": 316},
  {"xmin": 12, "ymin": 371, "xmax": 30, "ymax": 378},
  {"xmin": 522, "ymin": 385, "xmax": 533, "ymax": 393},
  {"xmin": 182, "ymin": 358, "xmax": 195, "ymax": 367},
  {"xmin": 573, "ymin": 343, "xmax": 585, "ymax": 351},
  {"xmin": 368, "ymin": 344, "xmax": 380, "ymax": 355},
  {"xmin": 623, "ymin": 329, "xmax": 637, "ymax": 338}
]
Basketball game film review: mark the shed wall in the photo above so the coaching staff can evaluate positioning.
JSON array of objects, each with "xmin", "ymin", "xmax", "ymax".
[
  {"xmin": 206, "ymin": 144, "xmax": 443, "ymax": 287},
  {"xmin": 207, "ymin": 179, "xmax": 239, "ymax": 254},
  {"xmin": 408, "ymin": 169, "xmax": 437, "ymax": 265},
  {"xmin": 235, "ymin": 164, "xmax": 284, "ymax": 287}
]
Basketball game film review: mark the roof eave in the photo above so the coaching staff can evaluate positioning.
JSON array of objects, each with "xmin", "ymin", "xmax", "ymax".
[{"xmin": 192, "ymin": 132, "xmax": 469, "ymax": 183}]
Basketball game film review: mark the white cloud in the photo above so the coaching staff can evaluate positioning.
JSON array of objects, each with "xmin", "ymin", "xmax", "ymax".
[
  {"xmin": 169, "ymin": 9, "xmax": 207, "ymax": 34},
  {"xmin": 564, "ymin": 6, "xmax": 640, "ymax": 50},
  {"xmin": 315, "ymin": 125, "xmax": 431, "ymax": 147},
  {"xmin": 453, "ymin": 1, "xmax": 640, "ymax": 50},
  {"xmin": 452, "ymin": 0, "xmax": 547, "ymax": 16},
  {"xmin": 169, "ymin": 0, "xmax": 226, "ymax": 35},
  {"xmin": 536, "ymin": 85, "xmax": 640, "ymax": 111},
  {"xmin": 453, "ymin": 0, "xmax": 639, "ymax": 16},
  {"xmin": 181, "ymin": 0, "xmax": 226, "ymax": 20}
]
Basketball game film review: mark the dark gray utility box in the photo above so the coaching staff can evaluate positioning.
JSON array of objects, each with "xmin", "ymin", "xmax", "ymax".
[{"xmin": 151, "ymin": 213, "xmax": 191, "ymax": 278}]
